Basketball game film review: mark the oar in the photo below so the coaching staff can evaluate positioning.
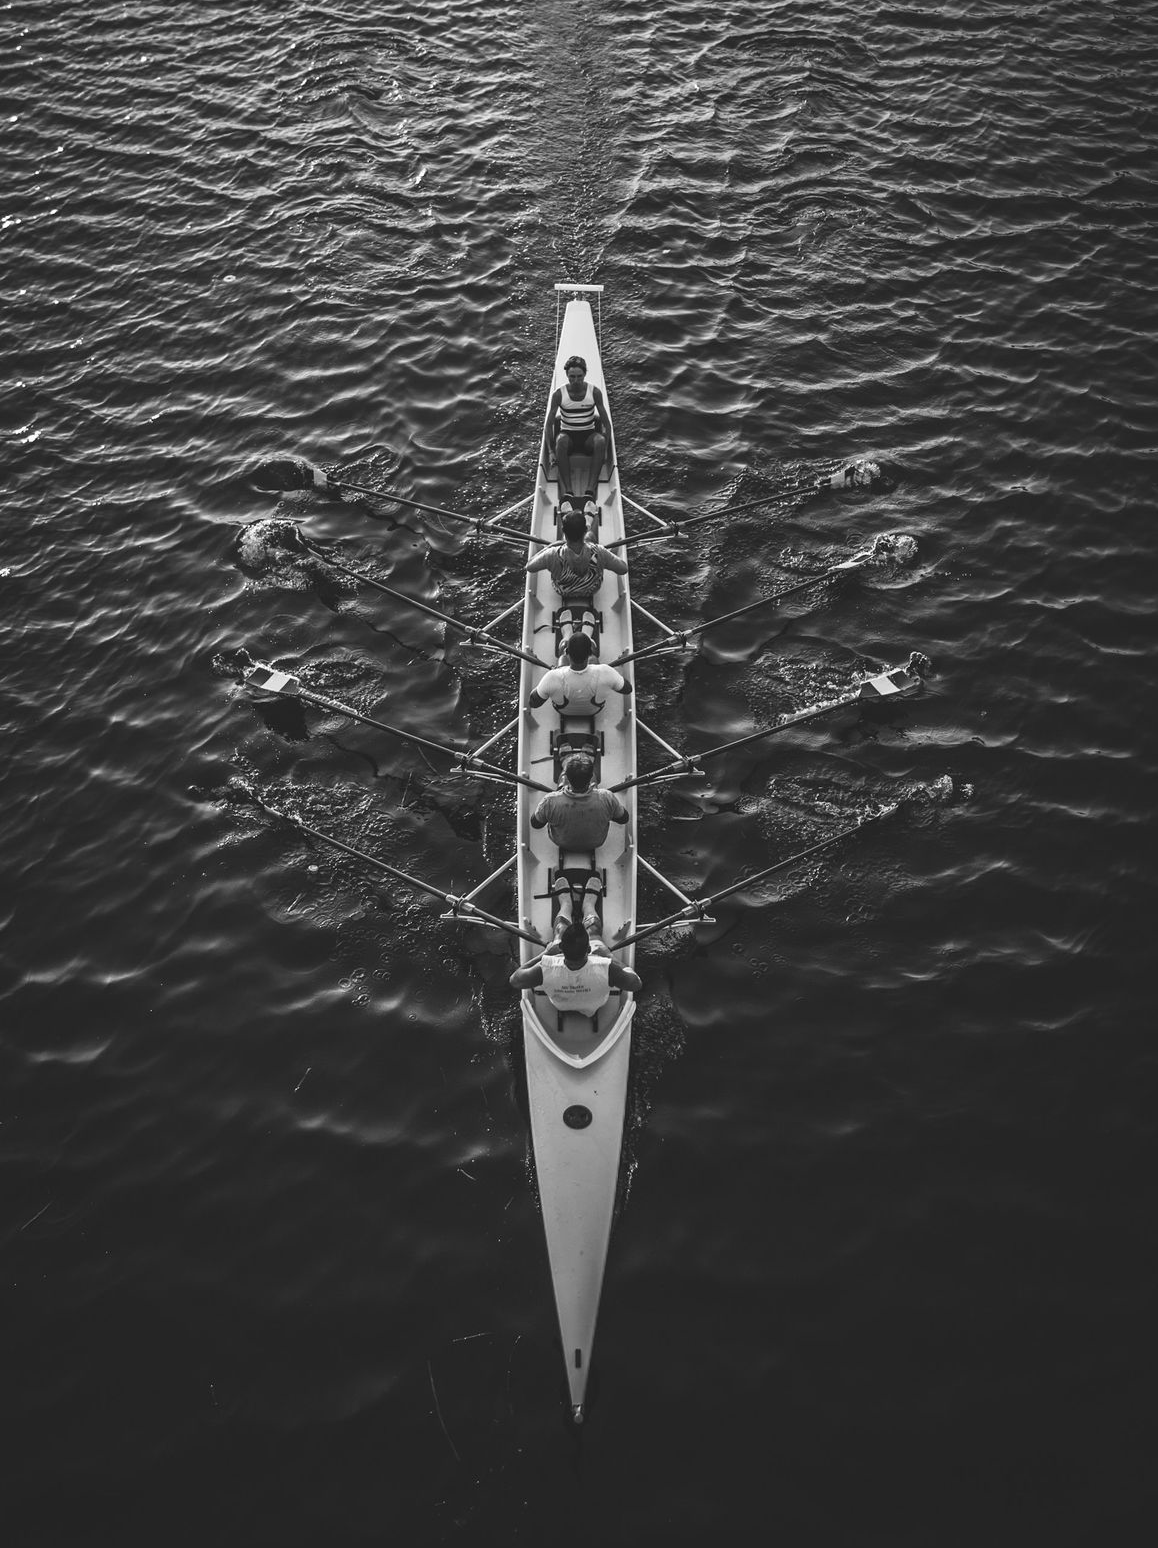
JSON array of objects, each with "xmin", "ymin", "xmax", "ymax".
[
  {"xmin": 606, "ymin": 460, "xmax": 890, "ymax": 550},
  {"xmin": 611, "ymin": 535, "xmax": 911, "ymax": 667},
  {"xmin": 609, "ymin": 656, "xmax": 929, "ymax": 795},
  {"xmin": 240, "ymin": 656, "xmax": 553, "ymax": 794},
  {"xmin": 688, "ymin": 460, "xmax": 890, "ymax": 514},
  {"xmin": 609, "ymin": 488, "xmax": 804, "ymax": 549},
  {"xmin": 249, "ymin": 457, "xmax": 540, "ymax": 548},
  {"xmin": 619, "ymin": 801, "xmax": 900, "ymax": 949},
  {"xmin": 287, "ymin": 527, "xmax": 551, "ymax": 672},
  {"xmin": 244, "ymin": 788, "xmax": 545, "ymax": 946}
]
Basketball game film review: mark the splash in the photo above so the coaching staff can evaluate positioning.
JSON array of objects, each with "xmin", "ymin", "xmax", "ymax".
[
  {"xmin": 210, "ymin": 645, "xmax": 256, "ymax": 681},
  {"xmin": 235, "ymin": 518, "xmax": 311, "ymax": 568},
  {"xmin": 232, "ymin": 518, "xmax": 334, "ymax": 593},
  {"xmin": 870, "ymin": 531, "xmax": 918, "ymax": 566},
  {"xmin": 906, "ymin": 773, "xmax": 973, "ymax": 805}
]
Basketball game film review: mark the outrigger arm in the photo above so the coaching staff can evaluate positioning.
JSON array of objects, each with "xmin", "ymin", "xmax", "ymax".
[
  {"xmin": 631, "ymin": 717, "xmax": 707, "ymax": 785},
  {"xmin": 636, "ymin": 853, "xmax": 717, "ymax": 924}
]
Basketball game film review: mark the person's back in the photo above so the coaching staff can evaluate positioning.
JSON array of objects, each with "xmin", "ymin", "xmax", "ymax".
[
  {"xmin": 509, "ymin": 883, "xmax": 642, "ymax": 1008},
  {"xmin": 528, "ymin": 632, "xmax": 632, "ymax": 716},
  {"xmin": 526, "ymin": 510, "xmax": 628, "ymax": 601},
  {"xmin": 539, "ymin": 941, "xmax": 612, "ymax": 1013},
  {"xmin": 530, "ymin": 753, "xmax": 629, "ymax": 851}
]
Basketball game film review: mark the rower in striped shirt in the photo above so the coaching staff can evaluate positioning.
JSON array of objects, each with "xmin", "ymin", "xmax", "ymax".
[
  {"xmin": 525, "ymin": 509, "xmax": 629, "ymax": 647},
  {"xmin": 547, "ymin": 354, "xmax": 614, "ymax": 519}
]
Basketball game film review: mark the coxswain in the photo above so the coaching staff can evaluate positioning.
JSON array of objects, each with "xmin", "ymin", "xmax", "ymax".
[{"xmin": 547, "ymin": 355, "xmax": 614, "ymax": 517}]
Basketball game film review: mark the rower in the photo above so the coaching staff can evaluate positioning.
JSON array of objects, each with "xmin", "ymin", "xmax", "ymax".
[
  {"xmin": 509, "ymin": 876, "xmax": 641, "ymax": 1010},
  {"xmin": 526, "ymin": 509, "xmax": 627, "ymax": 608},
  {"xmin": 526, "ymin": 509, "xmax": 628, "ymax": 657},
  {"xmin": 527, "ymin": 632, "xmax": 632, "ymax": 717},
  {"xmin": 530, "ymin": 753, "xmax": 629, "ymax": 855},
  {"xmin": 547, "ymin": 354, "xmax": 614, "ymax": 517}
]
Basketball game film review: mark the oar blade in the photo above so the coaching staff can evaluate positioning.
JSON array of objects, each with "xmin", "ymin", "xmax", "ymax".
[{"xmin": 247, "ymin": 457, "xmax": 323, "ymax": 494}]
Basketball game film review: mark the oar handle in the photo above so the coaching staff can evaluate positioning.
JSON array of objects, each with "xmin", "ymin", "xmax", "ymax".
[
  {"xmin": 605, "ymin": 526, "xmax": 681, "ymax": 552},
  {"xmin": 454, "ymin": 754, "xmax": 554, "ymax": 794},
  {"xmin": 610, "ymin": 759, "xmax": 705, "ymax": 794}
]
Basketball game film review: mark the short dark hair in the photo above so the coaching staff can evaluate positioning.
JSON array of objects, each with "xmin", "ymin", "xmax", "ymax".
[
  {"xmin": 565, "ymin": 633, "xmax": 593, "ymax": 664},
  {"xmin": 564, "ymin": 355, "xmax": 586, "ymax": 373},
  {"xmin": 559, "ymin": 920, "xmax": 590, "ymax": 960},
  {"xmin": 561, "ymin": 511, "xmax": 587, "ymax": 541},
  {"xmin": 563, "ymin": 753, "xmax": 594, "ymax": 791}
]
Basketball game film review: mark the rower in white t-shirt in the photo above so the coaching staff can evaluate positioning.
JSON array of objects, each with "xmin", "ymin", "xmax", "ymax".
[{"xmin": 527, "ymin": 632, "xmax": 633, "ymax": 715}]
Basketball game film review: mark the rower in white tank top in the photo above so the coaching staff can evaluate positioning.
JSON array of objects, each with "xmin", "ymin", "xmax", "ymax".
[{"xmin": 509, "ymin": 875, "xmax": 642, "ymax": 1010}]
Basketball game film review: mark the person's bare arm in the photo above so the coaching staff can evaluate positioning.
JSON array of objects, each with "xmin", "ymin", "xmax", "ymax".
[
  {"xmin": 593, "ymin": 543, "xmax": 629, "ymax": 577},
  {"xmin": 510, "ymin": 963, "xmax": 545, "ymax": 991},
  {"xmin": 546, "ymin": 387, "xmax": 563, "ymax": 453},
  {"xmin": 525, "ymin": 546, "xmax": 555, "ymax": 575},
  {"xmin": 592, "ymin": 386, "xmax": 615, "ymax": 465},
  {"xmin": 608, "ymin": 961, "xmax": 642, "ymax": 993}
]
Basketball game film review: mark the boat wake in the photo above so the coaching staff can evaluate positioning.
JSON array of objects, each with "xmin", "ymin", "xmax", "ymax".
[{"xmin": 747, "ymin": 772, "xmax": 970, "ymax": 841}]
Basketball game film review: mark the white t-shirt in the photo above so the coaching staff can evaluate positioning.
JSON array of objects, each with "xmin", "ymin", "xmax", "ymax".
[{"xmin": 534, "ymin": 662, "xmax": 625, "ymax": 714}]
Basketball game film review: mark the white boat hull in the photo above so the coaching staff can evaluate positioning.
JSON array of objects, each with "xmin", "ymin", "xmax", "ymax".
[{"xmin": 517, "ymin": 288, "xmax": 637, "ymax": 1420}]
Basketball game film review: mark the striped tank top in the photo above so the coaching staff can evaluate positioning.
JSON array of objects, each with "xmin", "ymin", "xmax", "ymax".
[
  {"xmin": 545, "ymin": 542, "xmax": 603, "ymax": 598},
  {"xmin": 558, "ymin": 382, "xmax": 596, "ymax": 434}
]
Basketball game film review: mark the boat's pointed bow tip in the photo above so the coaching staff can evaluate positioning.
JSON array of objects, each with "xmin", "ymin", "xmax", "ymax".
[{"xmin": 571, "ymin": 1403, "xmax": 585, "ymax": 1425}]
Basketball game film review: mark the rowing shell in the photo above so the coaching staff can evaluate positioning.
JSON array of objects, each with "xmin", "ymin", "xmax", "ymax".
[
  {"xmin": 235, "ymin": 291, "xmax": 934, "ymax": 1426},
  {"xmin": 516, "ymin": 285, "xmax": 637, "ymax": 1422}
]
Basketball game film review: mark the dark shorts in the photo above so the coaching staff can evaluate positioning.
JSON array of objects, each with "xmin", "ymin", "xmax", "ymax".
[{"xmin": 557, "ymin": 429, "xmax": 597, "ymax": 454}]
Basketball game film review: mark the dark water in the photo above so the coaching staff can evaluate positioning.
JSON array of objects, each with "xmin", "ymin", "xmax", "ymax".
[{"xmin": 5, "ymin": 1, "xmax": 1157, "ymax": 1543}]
